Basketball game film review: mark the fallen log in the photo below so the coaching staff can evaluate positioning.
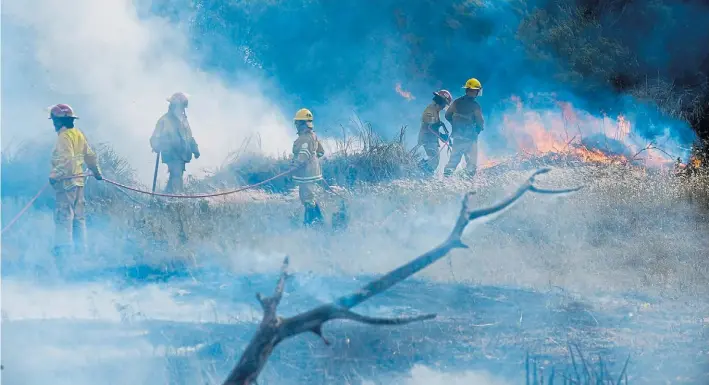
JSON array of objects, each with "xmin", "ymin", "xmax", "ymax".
[{"xmin": 221, "ymin": 168, "xmax": 583, "ymax": 385}]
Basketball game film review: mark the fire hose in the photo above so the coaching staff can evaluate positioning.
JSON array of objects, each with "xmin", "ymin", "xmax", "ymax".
[
  {"xmin": 1, "ymin": 165, "xmax": 303, "ymax": 235},
  {"xmin": 410, "ymin": 124, "xmax": 455, "ymax": 172},
  {"xmin": 101, "ymin": 166, "xmax": 299, "ymax": 198},
  {"xmin": 410, "ymin": 124, "xmax": 453, "ymax": 156}
]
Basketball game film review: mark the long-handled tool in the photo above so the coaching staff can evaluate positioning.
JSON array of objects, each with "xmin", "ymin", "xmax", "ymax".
[{"xmin": 151, "ymin": 152, "xmax": 161, "ymax": 193}]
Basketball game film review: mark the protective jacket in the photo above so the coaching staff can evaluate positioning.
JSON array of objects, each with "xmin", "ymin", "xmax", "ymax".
[
  {"xmin": 418, "ymin": 102, "xmax": 446, "ymax": 144},
  {"xmin": 150, "ymin": 111, "xmax": 199, "ymax": 164},
  {"xmin": 445, "ymin": 96, "xmax": 484, "ymax": 140},
  {"xmin": 50, "ymin": 127, "xmax": 101, "ymax": 191},
  {"xmin": 292, "ymin": 130, "xmax": 324, "ymax": 184}
]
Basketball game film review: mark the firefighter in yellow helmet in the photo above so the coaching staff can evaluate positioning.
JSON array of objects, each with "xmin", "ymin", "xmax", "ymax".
[
  {"xmin": 291, "ymin": 108, "xmax": 326, "ymax": 226},
  {"xmin": 418, "ymin": 89, "xmax": 453, "ymax": 175},
  {"xmin": 443, "ymin": 78, "xmax": 485, "ymax": 177},
  {"xmin": 150, "ymin": 92, "xmax": 200, "ymax": 193},
  {"xmin": 47, "ymin": 104, "xmax": 103, "ymax": 261}
]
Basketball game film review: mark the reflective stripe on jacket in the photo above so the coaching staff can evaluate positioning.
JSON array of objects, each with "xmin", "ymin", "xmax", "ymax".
[
  {"xmin": 445, "ymin": 96, "xmax": 484, "ymax": 139},
  {"xmin": 292, "ymin": 130, "xmax": 324, "ymax": 184},
  {"xmin": 418, "ymin": 102, "xmax": 444, "ymax": 145},
  {"xmin": 150, "ymin": 112, "xmax": 199, "ymax": 164},
  {"xmin": 50, "ymin": 127, "xmax": 100, "ymax": 191}
]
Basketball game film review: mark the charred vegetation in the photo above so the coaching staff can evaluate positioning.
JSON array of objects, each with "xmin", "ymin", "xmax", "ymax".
[{"xmin": 220, "ymin": 169, "xmax": 582, "ymax": 385}]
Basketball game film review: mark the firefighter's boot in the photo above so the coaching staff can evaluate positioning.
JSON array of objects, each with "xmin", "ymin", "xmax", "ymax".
[
  {"xmin": 311, "ymin": 203, "xmax": 325, "ymax": 225},
  {"xmin": 303, "ymin": 203, "xmax": 324, "ymax": 227},
  {"xmin": 418, "ymin": 158, "xmax": 435, "ymax": 176},
  {"xmin": 52, "ymin": 244, "xmax": 73, "ymax": 274}
]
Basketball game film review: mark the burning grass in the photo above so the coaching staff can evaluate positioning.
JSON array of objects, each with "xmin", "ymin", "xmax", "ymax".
[
  {"xmin": 2, "ymin": 110, "xmax": 708, "ymax": 272},
  {"xmin": 484, "ymin": 94, "xmax": 687, "ymax": 171},
  {"xmin": 2, "ymin": 137, "xmax": 709, "ymax": 384},
  {"xmin": 2, "ymin": 97, "xmax": 708, "ymax": 289}
]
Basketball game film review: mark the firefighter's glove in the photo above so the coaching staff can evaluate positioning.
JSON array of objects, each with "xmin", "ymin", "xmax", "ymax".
[
  {"xmin": 93, "ymin": 172, "xmax": 103, "ymax": 181},
  {"xmin": 191, "ymin": 140, "xmax": 201, "ymax": 159},
  {"xmin": 439, "ymin": 133, "xmax": 450, "ymax": 143},
  {"xmin": 49, "ymin": 177, "xmax": 58, "ymax": 186},
  {"xmin": 316, "ymin": 150, "xmax": 325, "ymax": 158}
]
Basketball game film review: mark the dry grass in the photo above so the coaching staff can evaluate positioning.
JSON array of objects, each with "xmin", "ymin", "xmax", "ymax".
[
  {"xmin": 525, "ymin": 346, "xmax": 630, "ymax": 385},
  {"xmin": 186, "ymin": 118, "xmax": 422, "ymax": 194},
  {"xmin": 2, "ymin": 133, "xmax": 708, "ymax": 296}
]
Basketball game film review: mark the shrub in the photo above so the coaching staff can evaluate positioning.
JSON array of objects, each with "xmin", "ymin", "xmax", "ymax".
[{"xmin": 189, "ymin": 120, "xmax": 424, "ymax": 194}]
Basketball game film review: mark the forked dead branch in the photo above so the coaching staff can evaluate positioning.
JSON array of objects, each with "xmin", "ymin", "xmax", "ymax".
[{"xmin": 222, "ymin": 168, "xmax": 583, "ymax": 385}]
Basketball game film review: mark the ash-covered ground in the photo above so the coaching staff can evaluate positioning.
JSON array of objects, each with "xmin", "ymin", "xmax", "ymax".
[{"xmin": 2, "ymin": 165, "xmax": 708, "ymax": 384}]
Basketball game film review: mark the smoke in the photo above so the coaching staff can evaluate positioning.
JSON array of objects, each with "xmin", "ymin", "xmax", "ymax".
[
  {"xmin": 2, "ymin": 0, "xmax": 295, "ymax": 185},
  {"xmin": 176, "ymin": 0, "xmax": 702, "ymax": 164},
  {"xmin": 363, "ymin": 365, "xmax": 512, "ymax": 385},
  {"xmin": 3, "ymin": 0, "xmax": 704, "ymax": 189},
  {"xmin": 2, "ymin": 1, "xmax": 709, "ymax": 384},
  {"xmin": 2, "ymin": 167, "xmax": 708, "ymax": 384}
]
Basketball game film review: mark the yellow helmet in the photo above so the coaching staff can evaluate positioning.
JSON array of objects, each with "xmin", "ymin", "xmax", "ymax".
[
  {"xmin": 294, "ymin": 108, "xmax": 314, "ymax": 128},
  {"xmin": 463, "ymin": 78, "xmax": 482, "ymax": 90}
]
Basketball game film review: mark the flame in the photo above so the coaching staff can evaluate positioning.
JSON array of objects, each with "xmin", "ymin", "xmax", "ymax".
[
  {"xmin": 673, "ymin": 156, "xmax": 702, "ymax": 175},
  {"xmin": 395, "ymin": 83, "xmax": 415, "ymax": 101},
  {"xmin": 488, "ymin": 94, "xmax": 676, "ymax": 169},
  {"xmin": 477, "ymin": 146, "xmax": 501, "ymax": 170}
]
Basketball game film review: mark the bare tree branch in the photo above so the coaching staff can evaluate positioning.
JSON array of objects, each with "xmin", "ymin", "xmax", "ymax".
[{"xmin": 221, "ymin": 168, "xmax": 583, "ymax": 385}]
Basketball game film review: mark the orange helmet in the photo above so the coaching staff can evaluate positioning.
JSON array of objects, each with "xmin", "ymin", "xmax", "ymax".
[
  {"xmin": 167, "ymin": 92, "xmax": 189, "ymax": 106},
  {"xmin": 433, "ymin": 90, "xmax": 453, "ymax": 106},
  {"xmin": 48, "ymin": 104, "xmax": 79, "ymax": 119}
]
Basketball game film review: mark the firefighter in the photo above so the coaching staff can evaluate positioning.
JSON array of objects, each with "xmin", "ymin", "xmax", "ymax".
[
  {"xmin": 291, "ymin": 108, "xmax": 326, "ymax": 227},
  {"xmin": 150, "ymin": 92, "xmax": 200, "ymax": 193},
  {"xmin": 47, "ymin": 104, "xmax": 102, "ymax": 260},
  {"xmin": 418, "ymin": 89, "xmax": 453, "ymax": 175},
  {"xmin": 443, "ymin": 78, "xmax": 485, "ymax": 177}
]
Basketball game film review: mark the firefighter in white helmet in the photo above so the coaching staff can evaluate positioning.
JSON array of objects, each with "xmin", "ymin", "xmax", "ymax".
[
  {"xmin": 291, "ymin": 108, "xmax": 326, "ymax": 226},
  {"xmin": 418, "ymin": 89, "xmax": 453, "ymax": 175},
  {"xmin": 444, "ymin": 78, "xmax": 484, "ymax": 178},
  {"xmin": 47, "ymin": 103, "xmax": 102, "ymax": 262},
  {"xmin": 150, "ymin": 92, "xmax": 200, "ymax": 193}
]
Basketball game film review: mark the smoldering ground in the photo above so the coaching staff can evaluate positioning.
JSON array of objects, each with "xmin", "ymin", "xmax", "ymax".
[
  {"xmin": 3, "ymin": 0, "xmax": 709, "ymax": 384},
  {"xmin": 1, "ymin": 166, "xmax": 708, "ymax": 384}
]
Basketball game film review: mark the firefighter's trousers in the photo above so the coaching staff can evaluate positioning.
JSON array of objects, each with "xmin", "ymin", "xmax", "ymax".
[
  {"xmin": 54, "ymin": 186, "xmax": 87, "ymax": 256},
  {"xmin": 419, "ymin": 134, "xmax": 441, "ymax": 174},
  {"xmin": 166, "ymin": 161, "xmax": 186, "ymax": 193},
  {"xmin": 298, "ymin": 182, "xmax": 318, "ymax": 206},
  {"xmin": 444, "ymin": 136, "xmax": 479, "ymax": 176}
]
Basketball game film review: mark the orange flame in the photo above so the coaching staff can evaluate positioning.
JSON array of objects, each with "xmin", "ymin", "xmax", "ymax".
[
  {"xmin": 477, "ymin": 146, "xmax": 501, "ymax": 169},
  {"xmin": 395, "ymin": 83, "xmax": 415, "ymax": 101},
  {"xmin": 491, "ymin": 94, "xmax": 675, "ymax": 168}
]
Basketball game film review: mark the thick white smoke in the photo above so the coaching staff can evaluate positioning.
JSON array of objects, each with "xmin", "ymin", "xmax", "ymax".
[{"xmin": 2, "ymin": 0, "xmax": 295, "ymax": 185}]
